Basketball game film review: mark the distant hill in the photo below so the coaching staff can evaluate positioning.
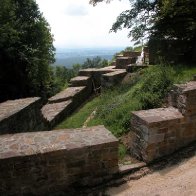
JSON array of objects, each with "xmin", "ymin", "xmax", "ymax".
[{"xmin": 52, "ymin": 47, "xmax": 124, "ymax": 67}]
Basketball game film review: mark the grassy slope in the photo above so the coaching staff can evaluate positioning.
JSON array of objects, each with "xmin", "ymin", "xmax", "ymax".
[{"xmin": 56, "ymin": 65, "xmax": 196, "ymax": 137}]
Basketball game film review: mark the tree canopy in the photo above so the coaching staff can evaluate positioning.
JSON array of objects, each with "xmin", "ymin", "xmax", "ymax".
[
  {"xmin": 90, "ymin": 0, "xmax": 196, "ymax": 64},
  {"xmin": 0, "ymin": 0, "xmax": 55, "ymax": 101}
]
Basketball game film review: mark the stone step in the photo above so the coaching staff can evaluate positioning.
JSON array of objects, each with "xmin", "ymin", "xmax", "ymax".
[
  {"xmin": 0, "ymin": 97, "xmax": 45, "ymax": 134},
  {"xmin": 101, "ymin": 70, "xmax": 127, "ymax": 87},
  {"xmin": 123, "ymin": 51, "xmax": 141, "ymax": 57},
  {"xmin": 78, "ymin": 67, "xmax": 121, "ymax": 89},
  {"xmin": 78, "ymin": 67, "xmax": 117, "ymax": 77},
  {"xmin": 69, "ymin": 76, "xmax": 91, "ymax": 87},
  {"xmin": 79, "ymin": 68, "xmax": 98, "ymax": 77},
  {"xmin": 41, "ymin": 100, "xmax": 73, "ymax": 128},
  {"xmin": 48, "ymin": 86, "xmax": 86, "ymax": 103},
  {"xmin": 116, "ymin": 57, "xmax": 136, "ymax": 69}
]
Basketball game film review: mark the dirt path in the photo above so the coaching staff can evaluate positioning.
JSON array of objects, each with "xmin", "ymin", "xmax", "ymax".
[{"xmin": 107, "ymin": 155, "xmax": 196, "ymax": 196}]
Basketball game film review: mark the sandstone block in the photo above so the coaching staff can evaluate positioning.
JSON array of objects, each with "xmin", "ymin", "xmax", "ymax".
[
  {"xmin": 0, "ymin": 126, "xmax": 118, "ymax": 195},
  {"xmin": 0, "ymin": 97, "xmax": 46, "ymax": 134}
]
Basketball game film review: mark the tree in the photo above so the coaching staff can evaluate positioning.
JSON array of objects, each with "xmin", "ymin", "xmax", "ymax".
[
  {"xmin": 82, "ymin": 56, "xmax": 108, "ymax": 69},
  {"xmin": 0, "ymin": 0, "xmax": 55, "ymax": 101},
  {"xmin": 90, "ymin": 0, "xmax": 196, "ymax": 64}
]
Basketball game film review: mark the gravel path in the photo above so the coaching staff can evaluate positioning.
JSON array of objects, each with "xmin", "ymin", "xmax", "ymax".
[{"xmin": 107, "ymin": 155, "xmax": 196, "ymax": 196}]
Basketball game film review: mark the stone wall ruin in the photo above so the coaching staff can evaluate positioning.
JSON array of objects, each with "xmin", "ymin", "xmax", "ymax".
[{"xmin": 130, "ymin": 81, "xmax": 196, "ymax": 162}]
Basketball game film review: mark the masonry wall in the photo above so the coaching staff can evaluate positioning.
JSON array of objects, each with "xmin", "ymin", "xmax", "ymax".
[
  {"xmin": 0, "ymin": 126, "xmax": 118, "ymax": 195},
  {"xmin": 0, "ymin": 97, "xmax": 46, "ymax": 134},
  {"xmin": 130, "ymin": 81, "xmax": 196, "ymax": 162}
]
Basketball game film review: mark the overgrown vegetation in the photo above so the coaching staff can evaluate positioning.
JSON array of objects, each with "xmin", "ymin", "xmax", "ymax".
[{"xmin": 57, "ymin": 65, "xmax": 196, "ymax": 137}]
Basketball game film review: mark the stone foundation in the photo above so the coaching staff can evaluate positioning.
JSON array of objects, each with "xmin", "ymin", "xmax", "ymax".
[
  {"xmin": 130, "ymin": 81, "xmax": 196, "ymax": 162},
  {"xmin": 0, "ymin": 125, "xmax": 118, "ymax": 195},
  {"xmin": 0, "ymin": 97, "xmax": 46, "ymax": 134}
]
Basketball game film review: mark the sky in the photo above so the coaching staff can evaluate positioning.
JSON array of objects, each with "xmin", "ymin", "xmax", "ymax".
[{"xmin": 35, "ymin": 0, "xmax": 132, "ymax": 49}]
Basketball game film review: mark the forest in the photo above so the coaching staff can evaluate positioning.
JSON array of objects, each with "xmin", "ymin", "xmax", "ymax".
[{"xmin": 0, "ymin": 0, "xmax": 195, "ymax": 102}]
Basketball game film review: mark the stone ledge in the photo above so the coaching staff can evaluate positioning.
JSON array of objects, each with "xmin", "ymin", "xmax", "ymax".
[
  {"xmin": 0, "ymin": 125, "xmax": 117, "ymax": 159},
  {"xmin": 175, "ymin": 81, "xmax": 196, "ymax": 94},
  {"xmin": 132, "ymin": 107, "xmax": 184, "ymax": 127},
  {"xmin": 69, "ymin": 76, "xmax": 91, "ymax": 87},
  {"xmin": 41, "ymin": 100, "xmax": 73, "ymax": 127},
  {"xmin": 116, "ymin": 57, "xmax": 135, "ymax": 69},
  {"xmin": 48, "ymin": 86, "xmax": 86, "ymax": 103},
  {"xmin": 101, "ymin": 70, "xmax": 127, "ymax": 88},
  {"xmin": 169, "ymin": 81, "xmax": 196, "ymax": 116},
  {"xmin": 126, "ymin": 64, "xmax": 149, "ymax": 72},
  {"xmin": 102, "ymin": 69, "xmax": 127, "ymax": 77},
  {"xmin": 0, "ymin": 126, "xmax": 119, "ymax": 194},
  {"xmin": 0, "ymin": 97, "xmax": 40, "ymax": 121},
  {"xmin": 0, "ymin": 97, "xmax": 46, "ymax": 133}
]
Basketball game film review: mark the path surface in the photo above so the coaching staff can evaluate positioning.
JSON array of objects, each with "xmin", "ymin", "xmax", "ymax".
[{"xmin": 107, "ymin": 155, "xmax": 196, "ymax": 196}]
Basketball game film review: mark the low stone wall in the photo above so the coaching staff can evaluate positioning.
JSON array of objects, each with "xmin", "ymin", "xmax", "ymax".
[
  {"xmin": 42, "ymin": 86, "xmax": 92, "ymax": 129},
  {"xmin": 130, "ymin": 81, "xmax": 196, "ymax": 162},
  {"xmin": 101, "ymin": 70, "xmax": 127, "ymax": 87},
  {"xmin": 123, "ymin": 51, "xmax": 141, "ymax": 58},
  {"xmin": 69, "ymin": 76, "xmax": 92, "ymax": 87},
  {"xmin": 0, "ymin": 125, "xmax": 118, "ymax": 195},
  {"xmin": 116, "ymin": 57, "xmax": 135, "ymax": 69},
  {"xmin": 0, "ymin": 97, "xmax": 46, "ymax": 134},
  {"xmin": 79, "ymin": 66, "xmax": 121, "ymax": 89}
]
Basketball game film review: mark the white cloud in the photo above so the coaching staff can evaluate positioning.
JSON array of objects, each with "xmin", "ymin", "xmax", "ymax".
[
  {"xmin": 36, "ymin": 0, "xmax": 132, "ymax": 48},
  {"xmin": 64, "ymin": 3, "xmax": 88, "ymax": 16}
]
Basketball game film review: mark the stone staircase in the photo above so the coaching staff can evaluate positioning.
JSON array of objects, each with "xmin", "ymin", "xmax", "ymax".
[{"xmin": 41, "ymin": 86, "xmax": 91, "ymax": 129}]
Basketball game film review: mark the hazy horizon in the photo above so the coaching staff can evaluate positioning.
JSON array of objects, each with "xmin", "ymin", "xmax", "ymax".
[{"xmin": 53, "ymin": 47, "xmax": 124, "ymax": 67}]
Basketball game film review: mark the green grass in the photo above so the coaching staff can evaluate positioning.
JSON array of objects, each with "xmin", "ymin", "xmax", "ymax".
[{"xmin": 56, "ymin": 65, "xmax": 196, "ymax": 137}]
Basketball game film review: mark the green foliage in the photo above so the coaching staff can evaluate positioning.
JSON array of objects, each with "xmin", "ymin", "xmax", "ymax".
[
  {"xmin": 110, "ymin": 0, "xmax": 156, "ymax": 43},
  {"xmin": 118, "ymin": 144, "xmax": 127, "ymax": 160},
  {"xmin": 49, "ymin": 64, "xmax": 81, "ymax": 95},
  {"xmin": 56, "ymin": 96, "xmax": 101, "ymax": 129},
  {"xmin": 132, "ymin": 65, "xmax": 174, "ymax": 109},
  {"xmin": 57, "ymin": 65, "xmax": 196, "ymax": 137},
  {"xmin": 0, "ymin": 0, "xmax": 55, "ymax": 101},
  {"xmin": 82, "ymin": 56, "xmax": 108, "ymax": 69}
]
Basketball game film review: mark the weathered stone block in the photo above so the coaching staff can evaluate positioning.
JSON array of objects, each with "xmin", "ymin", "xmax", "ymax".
[
  {"xmin": 69, "ymin": 76, "xmax": 92, "ymax": 87},
  {"xmin": 0, "ymin": 125, "xmax": 118, "ymax": 195},
  {"xmin": 48, "ymin": 86, "xmax": 87, "ymax": 104},
  {"xmin": 123, "ymin": 51, "xmax": 141, "ymax": 58},
  {"xmin": 41, "ymin": 100, "xmax": 73, "ymax": 129},
  {"xmin": 169, "ymin": 81, "xmax": 196, "ymax": 116},
  {"xmin": 101, "ymin": 70, "xmax": 127, "ymax": 87},
  {"xmin": 131, "ymin": 81, "xmax": 196, "ymax": 162},
  {"xmin": 78, "ymin": 67, "xmax": 121, "ymax": 89},
  {"xmin": 0, "ymin": 97, "xmax": 46, "ymax": 134},
  {"xmin": 116, "ymin": 57, "xmax": 134, "ymax": 69},
  {"xmin": 131, "ymin": 107, "xmax": 185, "ymax": 162}
]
